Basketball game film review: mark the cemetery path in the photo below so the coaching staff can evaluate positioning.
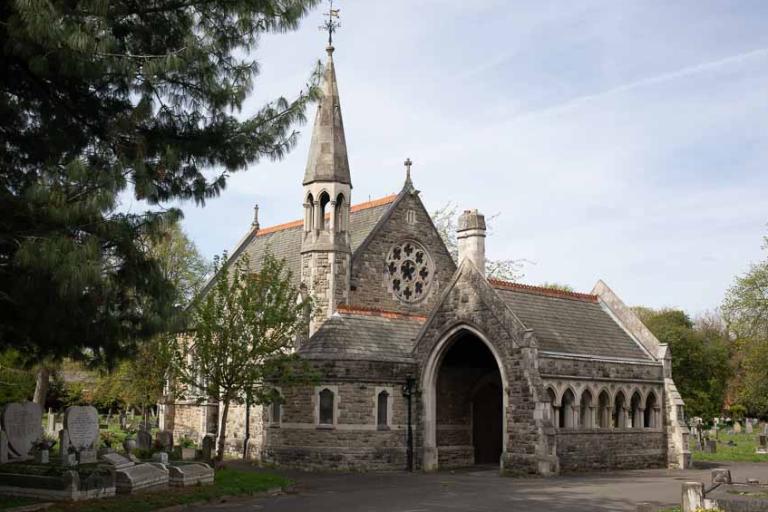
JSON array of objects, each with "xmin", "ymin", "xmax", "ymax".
[{"xmin": 190, "ymin": 461, "xmax": 768, "ymax": 512}]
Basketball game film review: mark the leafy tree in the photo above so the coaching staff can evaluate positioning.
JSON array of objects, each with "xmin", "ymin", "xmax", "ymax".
[
  {"xmin": 0, "ymin": 1, "xmax": 321, "ymax": 367},
  {"xmin": 175, "ymin": 252, "xmax": 310, "ymax": 460},
  {"xmin": 0, "ymin": 350, "xmax": 36, "ymax": 403},
  {"xmin": 635, "ymin": 307, "xmax": 731, "ymax": 420},
  {"xmin": 722, "ymin": 234, "xmax": 768, "ymax": 417},
  {"xmin": 432, "ymin": 203, "xmax": 525, "ymax": 281}
]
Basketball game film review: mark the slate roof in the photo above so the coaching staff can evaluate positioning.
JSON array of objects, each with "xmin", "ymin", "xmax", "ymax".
[
  {"xmin": 490, "ymin": 280, "xmax": 652, "ymax": 361},
  {"xmin": 299, "ymin": 307, "xmax": 424, "ymax": 362},
  {"xmin": 233, "ymin": 195, "xmax": 397, "ymax": 287}
]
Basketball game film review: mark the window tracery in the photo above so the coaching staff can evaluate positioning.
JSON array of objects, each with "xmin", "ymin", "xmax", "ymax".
[{"xmin": 385, "ymin": 240, "xmax": 434, "ymax": 303}]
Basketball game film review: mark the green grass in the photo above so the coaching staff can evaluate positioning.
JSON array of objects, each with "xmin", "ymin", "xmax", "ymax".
[
  {"xmin": 43, "ymin": 467, "xmax": 290, "ymax": 512},
  {"xmin": 691, "ymin": 431, "xmax": 768, "ymax": 463},
  {"xmin": 0, "ymin": 496, "xmax": 43, "ymax": 510}
]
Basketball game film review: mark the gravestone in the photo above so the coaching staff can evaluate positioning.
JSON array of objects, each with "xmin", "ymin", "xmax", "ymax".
[
  {"xmin": 46, "ymin": 409, "xmax": 55, "ymax": 434},
  {"xmin": 747, "ymin": 421, "xmax": 754, "ymax": 434},
  {"xmin": 101, "ymin": 452, "xmax": 134, "ymax": 471},
  {"xmin": 705, "ymin": 439, "xmax": 717, "ymax": 453},
  {"xmin": 1, "ymin": 401, "xmax": 42, "ymax": 459},
  {"xmin": 734, "ymin": 422, "xmax": 742, "ymax": 434},
  {"xmin": 152, "ymin": 452, "xmax": 168, "ymax": 464},
  {"xmin": 59, "ymin": 428, "xmax": 71, "ymax": 463},
  {"xmin": 168, "ymin": 463, "xmax": 214, "ymax": 487},
  {"xmin": 137, "ymin": 428, "xmax": 152, "ymax": 451},
  {"xmin": 712, "ymin": 468, "xmax": 732, "ymax": 484},
  {"xmin": 201, "ymin": 434, "xmax": 215, "ymax": 462},
  {"xmin": 0, "ymin": 430, "xmax": 8, "ymax": 463},
  {"xmin": 757, "ymin": 434, "xmax": 768, "ymax": 454},
  {"xmin": 64, "ymin": 406, "xmax": 100, "ymax": 451},
  {"xmin": 115, "ymin": 463, "xmax": 169, "ymax": 494},
  {"xmin": 155, "ymin": 430, "xmax": 173, "ymax": 452}
]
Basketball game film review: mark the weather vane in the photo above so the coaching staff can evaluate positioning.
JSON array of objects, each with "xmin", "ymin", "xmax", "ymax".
[{"xmin": 320, "ymin": 0, "xmax": 341, "ymax": 46}]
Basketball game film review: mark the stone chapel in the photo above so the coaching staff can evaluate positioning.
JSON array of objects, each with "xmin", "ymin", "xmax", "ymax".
[{"xmin": 162, "ymin": 43, "xmax": 691, "ymax": 475}]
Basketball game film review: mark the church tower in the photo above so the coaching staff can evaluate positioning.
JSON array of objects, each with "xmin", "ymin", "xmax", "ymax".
[{"xmin": 300, "ymin": 44, "xmax": 352, "ymax": 335}]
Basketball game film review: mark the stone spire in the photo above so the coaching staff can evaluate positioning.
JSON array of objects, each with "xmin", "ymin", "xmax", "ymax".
[{"xmin": 302, "ymin": 46, "xmax": 351, "ymax": 187}]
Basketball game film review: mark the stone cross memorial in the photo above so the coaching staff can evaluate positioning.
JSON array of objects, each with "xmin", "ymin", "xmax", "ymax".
[{"xmin": 1, "ymin": 401, "xmax": 43, "ymax": 459}]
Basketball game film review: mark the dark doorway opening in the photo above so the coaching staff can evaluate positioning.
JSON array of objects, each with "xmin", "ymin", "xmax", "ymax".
[
  {"xmin": 436, "ymin": 331, "xmax": 503, "ymax": 467},
  {"xmin": 472, "ymin": 381, "xmax": 503, "ymax": 464}
]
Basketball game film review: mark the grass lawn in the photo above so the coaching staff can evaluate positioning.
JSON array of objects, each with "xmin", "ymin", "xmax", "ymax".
[
  {"xmin": 38, "ymin": 467, "xmax": 291, "ymax": 512},
  {"xmin": 692, "ymin": 431, "xmax": 768, "ymax": 463},
  {"xmin": 0, "ymin": 497, "xmax": 43, "ymax": 510}
]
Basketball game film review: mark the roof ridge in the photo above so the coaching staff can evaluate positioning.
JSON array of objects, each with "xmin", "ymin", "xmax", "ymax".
[
  {"xmin": 336, "ymin": 304, "xmax": 427, "ymax": 321},
  {"xmin": 254, "ymin": 194, "xmax": 397, "ymax": 238},
  {"xmin": 488, "ymin": 278, "xmax": 598, "ymax": 303}
]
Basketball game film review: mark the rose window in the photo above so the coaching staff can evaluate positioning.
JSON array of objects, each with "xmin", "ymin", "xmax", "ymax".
[{"xmin": 386, "ymin": 240, "xmax": 434, "ymax": 303}]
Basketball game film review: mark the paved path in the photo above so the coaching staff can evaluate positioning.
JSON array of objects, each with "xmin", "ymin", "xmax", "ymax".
[{"xmin": 193, "ymin": 462, "xmax": 768, "ymax": 512}]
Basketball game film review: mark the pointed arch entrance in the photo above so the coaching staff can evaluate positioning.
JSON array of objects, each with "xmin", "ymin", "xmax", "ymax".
[{"xmin": 421, "ymin": 325, "xmax": 508, "ymax": 470}]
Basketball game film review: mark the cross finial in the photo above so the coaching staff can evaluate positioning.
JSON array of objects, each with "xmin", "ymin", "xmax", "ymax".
[
  {"xmin": 320, "ymin": 0, "xmax": 341, "ymax": 47},
  {"xmin": 404, "ymin": 158, "xmax": 413, "ymax": 179}
]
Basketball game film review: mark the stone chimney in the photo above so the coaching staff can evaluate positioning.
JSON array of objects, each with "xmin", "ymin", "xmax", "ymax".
[{"xmin": 457, "ymin": 209, "xmax": 486, "ymax": 273}]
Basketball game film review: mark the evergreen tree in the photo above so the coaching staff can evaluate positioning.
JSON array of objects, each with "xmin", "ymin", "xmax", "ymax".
[{"xmin": 0, "ymin": 0, "xmax": 321, "ymax": 365}]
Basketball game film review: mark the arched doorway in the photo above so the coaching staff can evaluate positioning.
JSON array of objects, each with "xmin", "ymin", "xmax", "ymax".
[{"xmin": 422, "ymin": 326, "xmax": 507, "ymax": 470}]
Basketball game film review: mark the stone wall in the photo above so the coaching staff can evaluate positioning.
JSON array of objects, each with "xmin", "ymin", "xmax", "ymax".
[
  {"xmin": 263, "ymin": 359, "xmax": 415, "ymax": 470},
  {"xmin": 222, "ymin": 403, "xmax": 264, "ymax": 458},
  {"xmin": 539, "ymin": 356, "xmax": 664, "ymax": 382},
  {"xmin": 555, "ymin": 429, "xmax": 666, "ymax": 471},
  {"xmin": 349, "ymin": 191, "xmax": 456, "ymax": 316}
]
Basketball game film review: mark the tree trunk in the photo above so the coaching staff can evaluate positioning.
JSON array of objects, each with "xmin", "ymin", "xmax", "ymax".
[
  {"xmin": 33, "ymin": 367, "xmax": 50, "ymax": 407},
  {"xmin": 217, "ymin": 399, "xmax": 230, "ymax": 462}
]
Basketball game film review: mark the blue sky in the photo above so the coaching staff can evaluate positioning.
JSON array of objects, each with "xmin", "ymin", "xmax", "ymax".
[{"xmin": 131, "ymin": 1, "xmax": 768, "ymax": 315}]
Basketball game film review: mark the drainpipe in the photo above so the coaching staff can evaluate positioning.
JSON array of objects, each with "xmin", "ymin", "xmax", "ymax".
[{"xmin": 402, "ymin": 377, "xmax": 416, "ymax": 472}]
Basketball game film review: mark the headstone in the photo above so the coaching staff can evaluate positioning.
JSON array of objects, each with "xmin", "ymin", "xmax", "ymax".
[
  {"xmin": 763, "ymin": 423, "xmax": 768, "ymax": 435},
  {"xmin": 201, "ymin": 434, "xmax": 214, "ymax": 462},
  {"xmin": 137, "ymin": 428, "xmax": 152, "ymax": 451},
  {"xmin": 706, "ymin": 439, "xmax": 717, "ymax": 453},
  {"xmin": 35, "ymin": 449, "xmax": 49, "ymax": 464},
  {"xmin": 152, "ymin": 452, "xmax": 168, "ymax": 464},
  {"xmin": 0, "ymin": 430, "xmax": 8, "ymax": 463},
  {"xmin": 168, "ymin": 463, "xmax": 214, "ymax": 487},
  {"xmin": 77, "ymin": 448, "xmax": 98, "ymax": 464},
  {"xmin": 64, "ymin": 405, "xmax": 100, "ymax": 451},
  {"xmin": 0, "ymin": 401, "xmax": 42, "ymax": 458},
  {"xmin": 734, "ymin": 422, "xmax": 742, "ymax": 434},
  {"xmin": 712, "ymin": 468, "xmax": 732, "ymax": 484},
  {"xmin": 100, "ymin": 452, "xmax": 134, "ymax": 471},
  {"xmin": 119, "ymin": 411, "xmax": 127, "ymax": 431},
  {"xmin": 114, "ymin": 463, "xmax": 169, "ymax": 494},
  {"xmin": 682, "ymin": 482, "xmax": 704, "ymax": 512},
  {"xmin": 46, "ymin": 409, "xmax": 54, "ymax": 434},
  {"xmin": 155, "ymin": 430, "xmax": 173, "ymax": 452},
  {"xmin": 747, "ymin": 421, "xmax": 754, "ymax": 434},
  {"xmin": 59, "ymin": 428, "xmax": 71, "ymax": 462},
  {"xmin": 757, "ymin": 434, "xmax": 768, "ymax": 454},
  {"xmin": 62, "ymin": 452, "xmax": 77, "ymax": 466}
]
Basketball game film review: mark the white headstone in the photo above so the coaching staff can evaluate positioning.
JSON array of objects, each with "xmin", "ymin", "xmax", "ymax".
[
  {"xmin": 1, "ymin": 401, "xmax": 42, "ymax": 458},
  {"xmin": 64, "ymin": 406, "xmax": 100, "ymax": 450}
]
